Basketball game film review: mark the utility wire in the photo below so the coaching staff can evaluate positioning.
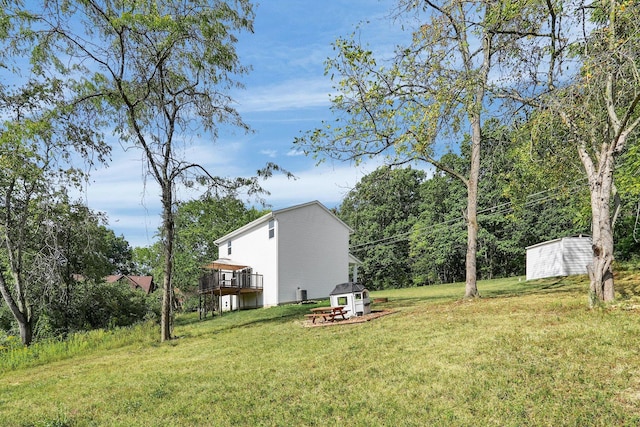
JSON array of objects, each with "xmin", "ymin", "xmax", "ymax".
[{"xmin": 349, "ymin": 179, "xmax": 589, "ymax": 252}]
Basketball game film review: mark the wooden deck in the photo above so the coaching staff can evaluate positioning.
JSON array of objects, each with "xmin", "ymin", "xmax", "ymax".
[
  {"xmin": 198, "ymin": 270, "xmax": 263, "ymax": 294},
  {"xmin": 198, "ymin": 270, "xmax": 264, "ymax": 318}
]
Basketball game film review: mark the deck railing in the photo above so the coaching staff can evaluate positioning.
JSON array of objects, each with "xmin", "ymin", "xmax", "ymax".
[{"xmin": 198, "ymin": 270, "xmax": 263, "ymax": 293}]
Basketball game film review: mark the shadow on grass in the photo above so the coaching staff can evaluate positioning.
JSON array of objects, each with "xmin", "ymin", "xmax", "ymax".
[
  {"xmin": 178, "ymin": 275, "xmax": 601, "ymax": 335},
  {"xmin": 176, "ymin": 302, "xmax": 323, "ymax": 336},
  {"xmin": 482, "ymin": 277, "xmax": 583, "ymax": 299}
]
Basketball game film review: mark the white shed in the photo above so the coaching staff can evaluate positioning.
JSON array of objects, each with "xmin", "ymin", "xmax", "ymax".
[
  {"xmin": 525, "ymin": 236, "xmax": 592, "ymax": 280},
  {"xmin": 329, "ymin": 282, "xmax": 371, "ymax": 318}
]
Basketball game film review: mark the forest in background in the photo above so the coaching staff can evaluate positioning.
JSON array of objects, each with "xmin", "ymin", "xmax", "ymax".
[{"xmin": 338, "ymin": 120, "xmax": 640, "ymax": 289}]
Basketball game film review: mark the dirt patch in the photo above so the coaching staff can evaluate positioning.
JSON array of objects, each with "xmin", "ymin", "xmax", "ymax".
[{"xmin": 302, "ymin": 309, "xmax": 395, "ymax": 327}]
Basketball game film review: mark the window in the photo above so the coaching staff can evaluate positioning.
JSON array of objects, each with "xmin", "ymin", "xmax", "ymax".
[
  {"xmin": 268, "ymin": 219, "xmax": 275, "ymax": 239},
  {"xmin": 355, "ymin": 293, "xmax": 362, "ymax": 300},
  {"xmin": 338, "ymin": 296, "xmax": 348, "ymax": 306},
  {"xmin": 227, "ymin": 241, "xmax": 232, "ymax": 255}
]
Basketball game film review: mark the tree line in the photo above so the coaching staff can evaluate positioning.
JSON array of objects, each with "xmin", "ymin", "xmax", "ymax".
[
  {"xmin": 338, "ymin": 119, "xmax": 639, "ymax": 290},
  {"xmin": 297, "ymin": 0, "xmax": 640, "ymax": 305}
]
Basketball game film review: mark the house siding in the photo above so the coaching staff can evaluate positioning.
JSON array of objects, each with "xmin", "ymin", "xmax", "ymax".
[
  {"xmin": 217, "ymin": 219, "xmax": 277, "ymax": 307},
  {"xmin": 526, "ymin": 236, "xmax": 592, "ymax": 280},
  {"xmin": 212, "ymin": 201, "xmax": 352, "ymax": 309},
  {"xmin": 276, "ymin": 203, "xmax": 349, "ymax": 304}
]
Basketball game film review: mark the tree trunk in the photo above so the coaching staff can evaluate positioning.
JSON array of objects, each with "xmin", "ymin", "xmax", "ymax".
[
  {"xmin": 18, "ymin": 319, "xmax": 33, "ymax": 346},
  {"xmin": 160, "ymin": 186, "xmax": 174, "ymax": 342},
  {"xmin": 581, "ymin": 143, "xmax": 616, "ymax": 306},
  {"xmin": 464, "ymin": 114, "xmax": 481, "ymax": 298},
  {"xmin": 587, "ymin": 165, "xmax": 616, "ymax": 306},
  {"xmin": 0, "ymin": 273, "xmax": 33, "ymax": 346}
]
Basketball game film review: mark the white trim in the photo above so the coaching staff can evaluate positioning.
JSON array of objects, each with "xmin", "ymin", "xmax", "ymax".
[
  {"xmin": 214, "ymin": 200, "xmax": 352, "ymax": 246},
  {"xmin": 348, "ymin": 253, "xmax": 363, "ymax": 265}
]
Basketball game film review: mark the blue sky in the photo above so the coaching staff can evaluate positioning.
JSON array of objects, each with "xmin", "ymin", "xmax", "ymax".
[{"xmin": 82, "ymin": 0, "xmax": 402, "ymax": 248}]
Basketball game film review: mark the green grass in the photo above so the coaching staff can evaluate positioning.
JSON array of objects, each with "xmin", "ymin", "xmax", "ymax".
[{"xmin": 2, "ymin": 274, "xmax": 640, "ymax": 426}]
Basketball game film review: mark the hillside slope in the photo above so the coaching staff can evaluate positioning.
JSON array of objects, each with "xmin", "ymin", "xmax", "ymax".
[{"xmin": 1, "ymin": 275, "xmax": 640, "ymax": 426}]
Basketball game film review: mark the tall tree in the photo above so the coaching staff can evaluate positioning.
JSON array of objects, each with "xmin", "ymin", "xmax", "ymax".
[
  {"xmin": 172, "ymin": 196, "xmax": 265, "ymax": 294},
  {"xmin": 516, "ymin": 0, "xmax": 640, "ymax": 304},
  {"xmin": 31, "ymin": 0, "xmax": 286, "ymax": 341},
  {"xmin": 0, "ymin": 80, "xmax": 107, "ymax": 345},
  {"xmin": 296, "ymin": 0, "xmax": 548, "ymax": 298},
  {"xmin": 338, "ymin": 167, "xmax": 425, "ymax": 289},
  {"xmin": 410, "ymin": 154, "xmax": 467, "ymax": 285},
  {"xmin": 410, "ymin": 119, "xmax": 590, "ymax": 284}
]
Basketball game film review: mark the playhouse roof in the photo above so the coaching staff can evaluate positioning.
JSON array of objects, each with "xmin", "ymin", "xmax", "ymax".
[{"xmin": 330, "ymin": 282, "xmax": 367, "ymax": 295}]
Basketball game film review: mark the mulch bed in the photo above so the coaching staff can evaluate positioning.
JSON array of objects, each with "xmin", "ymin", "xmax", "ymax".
[{"xmin": 302, "ymin": 309, "xmax": 395, "ymax": 327}]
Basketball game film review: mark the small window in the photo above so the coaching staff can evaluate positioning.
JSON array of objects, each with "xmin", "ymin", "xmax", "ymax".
[
  {"xmin": 338, "ymin": 296, "xmax": 348, "ymax": 306},
  {"xmin": 227, "ymin": 241, "xmax": 232, "ymax": 255},
  {"xmin": 355, "ymin": 293, "xmax": 362, "ymax": 300},
  {"xmin": 268, "ymin": 219, "xmax": 275, "ymax": 239}
]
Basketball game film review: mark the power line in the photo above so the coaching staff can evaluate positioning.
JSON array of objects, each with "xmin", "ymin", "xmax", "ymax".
[{"xmin": 349, "ymin": 179, "xmax": 589, "ymax": 252}]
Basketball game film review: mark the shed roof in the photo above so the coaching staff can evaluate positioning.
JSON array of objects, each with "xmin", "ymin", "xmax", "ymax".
[
  {"xmin": 525, "ymin": 235, "xmax": 591, "ymax": 250},
  {"xmin": 330, "ymin": 282, "xmax": 367, "ymax": 295}
]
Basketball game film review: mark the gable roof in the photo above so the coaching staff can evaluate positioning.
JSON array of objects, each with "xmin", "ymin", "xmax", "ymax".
[
  {"xmin": 214, "ymin": 200, "xmax": 353, "ymax": 246},
  {"xmin": 330, "ymin": 282, "xmax": 367, "ymax": 295},
  {"xmin": 525, "ymin": 235, "xmax": 591, "ymax": 250},
  {"xmin": 105, "ymin": 275, "xmax": 155, "ymax": 294}
]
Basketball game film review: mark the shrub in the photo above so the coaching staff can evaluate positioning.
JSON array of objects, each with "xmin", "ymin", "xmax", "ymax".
[{"xmin": 28, "ymin": 281, "xmax": 160, "ymax": 340}]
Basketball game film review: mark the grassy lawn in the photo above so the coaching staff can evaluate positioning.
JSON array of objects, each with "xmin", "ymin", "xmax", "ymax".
[{"xmin": 2, "ymin": 275, "xmax": 640, "ymax": 426}]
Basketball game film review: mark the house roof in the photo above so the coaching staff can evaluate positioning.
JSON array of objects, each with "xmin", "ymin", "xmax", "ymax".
[
  {"xmin": 105, "ymin": 275, "xmax": 155, "ymax": 294},
  {"xmin": 330, "ymin": 282, "xmax": 367, "ymax": 295},
  {"xmin": 201, "ymin": 258, "xmax": 249, "ymax": 271},
  {"xmin": 213, "ymin": 200, "xmax": 353, "ymax": 246},
  {"xmin": 349, "ymin": 253, "xmax": 363, "ymax": 265}
]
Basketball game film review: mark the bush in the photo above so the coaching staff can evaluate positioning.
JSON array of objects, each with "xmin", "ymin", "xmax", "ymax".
[
  {"xmin": 34, "ymin": 281, "xmax": 160, "ymax": 340},
  {"xmin": 0, "ymin": 302, "xmax": 15, "ymax": 332}
]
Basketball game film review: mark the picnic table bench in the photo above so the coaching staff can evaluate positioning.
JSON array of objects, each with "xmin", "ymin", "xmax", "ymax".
[{"xmin": 305, "ymin": 306, "xmax": 348, "ymax": 324}]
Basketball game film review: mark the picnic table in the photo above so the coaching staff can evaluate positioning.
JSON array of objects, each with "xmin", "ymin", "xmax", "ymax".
[{"xmin": 305, "ymin": 306, "xmax": 348, "ymax": 324}]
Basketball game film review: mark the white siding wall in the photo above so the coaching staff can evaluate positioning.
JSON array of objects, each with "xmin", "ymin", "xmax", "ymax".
[
  {"xmin": 562, "ymin": 237, "xmax": 593, "ymax": 276},
  {"xmin": 526, "ymin": 237, "xmax": 592, "ymax": 280},
  {"xmin": 330, "ymin": 293, "xmax": 355, "ymax": 318},
  {"xmin": 276, "ymin": 204, "xmax": 350, "ymax": 304},
  {"xmin": 218, "ymin": 219, "xmax": 278, "ymax": 307}
]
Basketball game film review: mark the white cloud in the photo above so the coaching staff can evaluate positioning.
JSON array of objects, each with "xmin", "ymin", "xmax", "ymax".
[
  {"xmin": 260, "ymin": 149, "xmax": 278, "ymax": 158},
  {"xmin": 257, "ymin": 159, "xmax": 385, "ymax": 209},
  {"xmin": 237, "ymin": 77, "xmax": 334, "ymax": 113},
  {"xmin": 286, "ymin": 149, "xmax": 305, "ymax": 157}
]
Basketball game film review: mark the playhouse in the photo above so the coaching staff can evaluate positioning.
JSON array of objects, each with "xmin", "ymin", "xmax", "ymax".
[{"xmin": 329, "ymin": 282, "xmax": 371, "ymax": 318}]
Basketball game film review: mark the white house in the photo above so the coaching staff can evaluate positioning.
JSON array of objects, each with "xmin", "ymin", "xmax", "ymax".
[
  {"xmin": 525, "ymin": 235, "xmax": 593, "ymax": 280},
  {"xmin": 201, "ymin": 201, "xmax": 358, "ymax": 311}
]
